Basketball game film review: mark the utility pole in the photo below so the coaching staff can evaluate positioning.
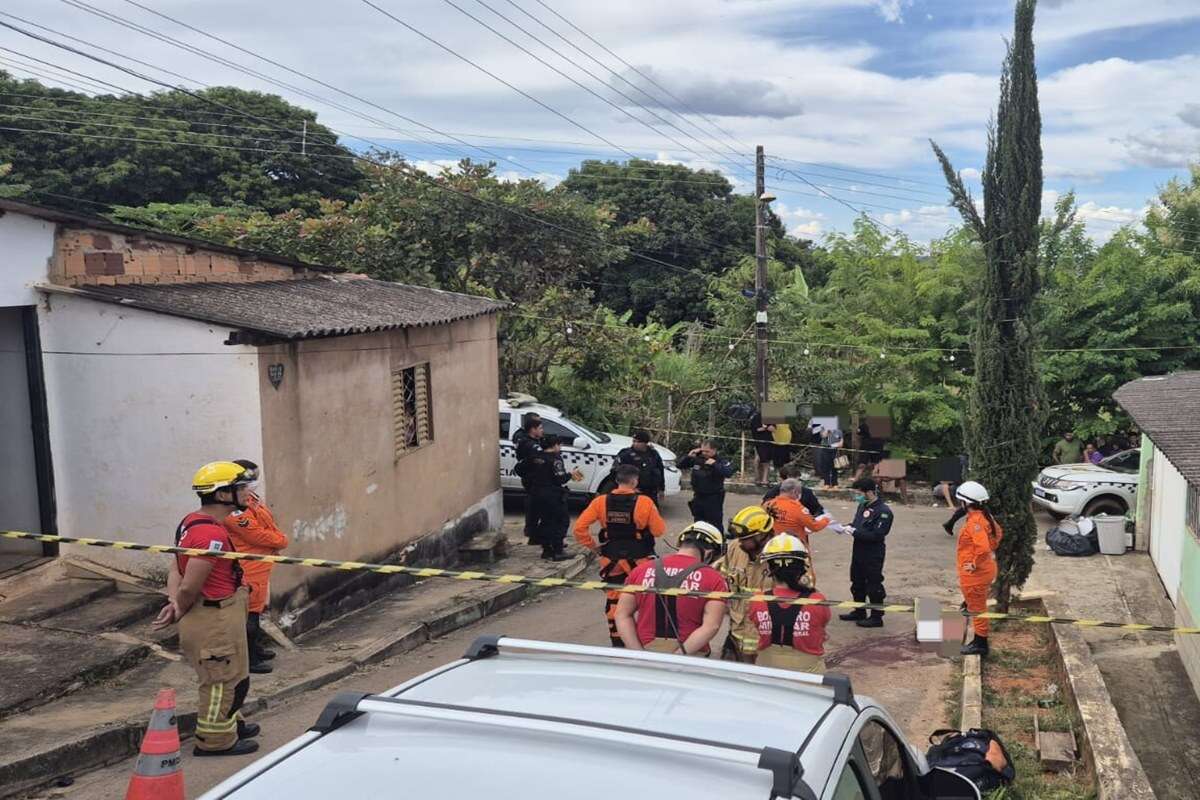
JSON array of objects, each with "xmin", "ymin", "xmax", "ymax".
[{"xmin": 754, "ymin": 145, "xmax": 769, "ymax": 408}]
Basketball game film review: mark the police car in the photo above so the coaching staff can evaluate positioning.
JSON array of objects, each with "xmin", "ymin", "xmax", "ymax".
[
  {"xmin": 200, "ymin": 636, "xmax": 982, "ymax": 800},
  {"xmin": 498, "ymin": 395, "xmax": 681, "ymax": 499},
  {"xmin": 1031, "ymin": 449, "xmax": 1139, "ymax": 519}
]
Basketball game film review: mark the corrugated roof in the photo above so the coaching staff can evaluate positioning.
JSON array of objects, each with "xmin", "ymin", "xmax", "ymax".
[
  {"xmin": 73, "ymin": 276, "xmax": 506, "ymax": 340},
  {"xmin": 1114, "ymin": 372, "xmax": 1200, "ymax": 490}
]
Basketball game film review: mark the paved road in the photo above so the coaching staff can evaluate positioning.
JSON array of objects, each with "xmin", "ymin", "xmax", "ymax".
[{"xmin": 42, "ymin": 492, "xmax": 962, "ymax": 799}]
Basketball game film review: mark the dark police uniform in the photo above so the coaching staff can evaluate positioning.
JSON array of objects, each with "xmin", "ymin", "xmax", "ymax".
[
  {"xmin": 521, "ymin": 449, "xmax": 571, "ymax": 556},
  {"xmin": 677, "ymin": 452, "xmax": 734, "ymax": 532},
  {"xmin": 513, "ymin": 429, "xmax": 543, "ymax": 543},
  {"xmin": 847, "ymin": 496, "xmax": 893, "ymax": 621},
  {"xmin": 614, "ymin": 446, "xmax": 665, "ymax": 501}
]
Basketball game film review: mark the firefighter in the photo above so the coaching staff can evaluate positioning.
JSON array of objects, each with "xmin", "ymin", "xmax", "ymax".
[
  {"xmin": 513, "ymin": 414, "xmax": 544, "ymax": 545},
  {"xmin": 838, "ymin": 477, "xmax": 893, "ymax": 629},
  {"xmin": 152, "ymin": 462, "xmax": 259, "ymax": 757},
  {"xmin": 750, "ymin": 534, "xmax": 832, "ymax": 673},
  {"xmin": 613, "ymin": 430, "xmax": 666, "ymax": 503},
  {"xmin": 614, "ymin": 522, "xmax": 729, "ymax": 654},
  {"xmin": 676, "ymin": 440, "xmax": 733, "ymax": 532},
  {"xmin": 517, "ymin": 435, "xmax": 581, "ymax": 560},
  {"xmin": 223, "ymin": 459, "xmax": 287, "ymax": 675},
  {"xmin": 715, "ymin": 505, "xmax": 776, "ymax": 662},
  {"xmin": 574, "ymin": 464, "xmax": 667, "ymax": 646},
  {"xmin": 956, "ymin": 481, "xmax": 1003, "ymax": 657}
]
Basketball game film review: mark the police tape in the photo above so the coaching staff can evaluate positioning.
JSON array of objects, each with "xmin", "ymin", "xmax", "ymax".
[{"xmin": 4, "ymin": 530, "xmax": 1198, "ymax": 635}]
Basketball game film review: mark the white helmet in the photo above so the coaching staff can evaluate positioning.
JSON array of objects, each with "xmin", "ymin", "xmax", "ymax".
[{"xmin": 956, "ymin": 480, "xmax": 989, "ymax": 504}]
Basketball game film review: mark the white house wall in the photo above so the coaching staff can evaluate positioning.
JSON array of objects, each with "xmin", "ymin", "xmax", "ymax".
[
  {"xmin": 37, "ymin": 292, "xmax": 263, "ymax": 575},
  {"xmin": 0, "ymin": 211, "xmax": 54, "ymax": 307},
  {"xmin": 1149, "ymin": 445, "xmax": 1186, "ymax": 604}
]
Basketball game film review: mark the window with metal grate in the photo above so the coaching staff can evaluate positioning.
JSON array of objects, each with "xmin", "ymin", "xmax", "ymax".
[{"xmin": 393, "ymin": 362, "xmax": 433, "ymax": 458}]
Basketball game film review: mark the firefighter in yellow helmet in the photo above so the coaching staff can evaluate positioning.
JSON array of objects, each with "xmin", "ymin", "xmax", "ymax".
[
  {"xmin": 714, "ymin": 505, "xmax": 776, "ymax": 663},
  {"xmin": 152, "ymin": 462, "xmax": 259, "ymax": 756},
  {"xmin": 749, "ymin": 534, "xmax": 832, "ymax": 673}
]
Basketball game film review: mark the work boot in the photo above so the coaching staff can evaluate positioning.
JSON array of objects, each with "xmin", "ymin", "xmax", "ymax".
[
  {"xmin": 237, "ymin": 720, "xmax": 261, "ymax": 739},
  {"xmin": 960, "ymin": 636, "xmax": 989, "ymax": 657},
  {"xmin": 256, "ymin": 647, "xmax": 276, "ymax": 661},
  {"xmin": 839, "ymin": 608, "xmax": 867, "ymax": 622},
  {"xmin": 943, "ymin": 520, "xmax": 955, "ymax": 536},
  {"xmin": 193, "ymin": 738, "xmax": 260, "ymax": 757},
  {"xmin": 548, "ymin": 550, "xmax": 572, "ymax": 562},
  {"xmin": 856, "ymin": 615, "xmax": 884, "ymax": 629},
  {"xmin": 249, "ymin": 660, "xmax": 274, "ymax": 675}
]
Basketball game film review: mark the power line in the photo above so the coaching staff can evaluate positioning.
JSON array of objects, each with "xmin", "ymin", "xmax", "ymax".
[
  {"xmin": 0, "ymin": 61, "xmax": 102, "ymax": 96},
  {"xmin": 768, "ymin": 154, "xmax": 944, "ymax": 190}
]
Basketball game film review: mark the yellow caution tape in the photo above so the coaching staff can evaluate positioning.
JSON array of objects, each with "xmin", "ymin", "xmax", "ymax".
[{"xmin": 4, "ymin": 530, "xmax": 1197, "ymax": 635}]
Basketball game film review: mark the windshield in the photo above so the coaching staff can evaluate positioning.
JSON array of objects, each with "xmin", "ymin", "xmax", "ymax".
[
  {"xmin": 1099, "ymin": 449, "xmax": 1139, "ymax": 474},
  {"xmin": 565, "ymin": 417, "xmax": 611, "ymax": 443}
]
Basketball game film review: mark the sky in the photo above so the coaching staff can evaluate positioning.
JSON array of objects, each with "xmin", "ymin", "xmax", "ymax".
[{"xmin": 3, "ymin": 0, "xmax": 1199, "ymax": 244}]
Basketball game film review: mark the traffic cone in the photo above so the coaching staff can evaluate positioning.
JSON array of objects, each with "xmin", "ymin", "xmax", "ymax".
[{"xmin": 125, "ymin": 688, "xmax": 184, "ymax": 800}]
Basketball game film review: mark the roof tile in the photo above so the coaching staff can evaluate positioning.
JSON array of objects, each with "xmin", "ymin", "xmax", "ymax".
[{"xmin": 1114, "ymin": 372, "xmax": 1200, "ymax": 491}]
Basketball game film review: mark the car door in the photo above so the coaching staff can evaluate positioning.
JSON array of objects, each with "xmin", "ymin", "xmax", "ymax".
[
  {"xmin": 539, "ymin": 417, "xmax": 600, "ymax": 493},
  {"xmin": 499, "ymin": 411, "xmax": 519, "ymax": 490}
]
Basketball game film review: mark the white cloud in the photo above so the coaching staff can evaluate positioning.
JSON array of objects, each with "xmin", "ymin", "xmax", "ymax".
[
  {"xmin": 873, "ymin": 0, "xmax": 914, "ymax": 24},
  {"xmin": 960, "ymin": 167, "xmax": 982, "ymax": 181}
]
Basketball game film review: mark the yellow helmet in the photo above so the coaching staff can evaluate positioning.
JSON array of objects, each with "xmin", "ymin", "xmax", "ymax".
[
  {"xmin": 727, "ymin": 505, "xmax": 775, "ymax": 539},
  {"xmin": 677, "ymin": 521, "xmax": 725, "ymax": 562},
  {"xmin": 762, "ymin": 533, "xmax": 810, "ymax": 564},
  {"xmin": 191, "ymin": 461, "xmax": 252, "ymax": 494}
]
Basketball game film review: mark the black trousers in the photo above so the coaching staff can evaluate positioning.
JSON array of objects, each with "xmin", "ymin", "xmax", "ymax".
[
  {"xmin": 522, "ymin": 480, "xmax": 541, "ymax": 541},
  {"xmin": 531, "ymin": 490, "xmax": 568, "ymax": 553},
  {"xmin": 688, "ymin": 492, "xmax": 725, "ymax": 533},
  {"xmin": 850, "ymin": 546, "xmax": 886, "ymax": 617},
  {"xmin": 246, "ymin": 612, "xmax": 268, "ymax": 661}
]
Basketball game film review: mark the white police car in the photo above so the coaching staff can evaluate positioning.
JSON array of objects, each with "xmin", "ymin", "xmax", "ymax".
[
  {"xmin": 498, "ymin": 395, "xmax": 681, "ymax": 499},
  {"xmin": 1031, "ymin": 449, "xmax": 1139, "ymax": 519},
  {"xmin": 201, "ymin": 637, "xmax": 982, "ymax": 799}
]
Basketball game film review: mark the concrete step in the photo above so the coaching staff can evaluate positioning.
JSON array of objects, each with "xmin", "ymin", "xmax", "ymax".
[
  {"xmin": 457, "ymin": 531, "xmax": 509, "ymax": 564},
  {"xmin": 0, "ymin": 623, "xmax": 149, "ymax": 720},
  {"xmin": 0, "ymin": 577, "xmax": 117, "ymax": 624},
  {"xmin": 38, "ymin": 591, "xmax": 164, "ymax": 634}
]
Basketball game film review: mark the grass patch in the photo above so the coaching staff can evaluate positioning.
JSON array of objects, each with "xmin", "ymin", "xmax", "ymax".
[{"xmin": 981, "ymin": 617, "xmax": 1096, "ymax": 800}]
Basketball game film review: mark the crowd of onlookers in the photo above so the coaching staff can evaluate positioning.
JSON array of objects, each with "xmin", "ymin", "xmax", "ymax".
[{"xmin": 1051, "ymin": 428, "xmax": 1140, "ymax": 466}]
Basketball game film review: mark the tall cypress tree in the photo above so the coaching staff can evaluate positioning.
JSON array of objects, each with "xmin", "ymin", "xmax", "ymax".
[{"xmin": 931, "ymin": 0, "xmax": 1044, "ymax": 611}]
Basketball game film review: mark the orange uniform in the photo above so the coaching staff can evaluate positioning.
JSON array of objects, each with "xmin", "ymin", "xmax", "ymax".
[
  {"xmin": 574, "ymin": 488, "xmax": 666, "ymax": 646},
  {"xmin": 957, "ymin": 508, "xmax": 1002, "ymax": 637},
  {"xmin": 224, "ymin": 495, "xmax": 288, "ymax": 614},
  {"xmin": 764, "ymin": 495, "xmax": 831, "ymax": 547}
]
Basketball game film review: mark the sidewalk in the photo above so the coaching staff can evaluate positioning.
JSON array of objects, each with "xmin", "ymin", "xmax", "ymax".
[{"xmin": 1028, "ymin": 537, "xmax": 1200, "ymax": 800}]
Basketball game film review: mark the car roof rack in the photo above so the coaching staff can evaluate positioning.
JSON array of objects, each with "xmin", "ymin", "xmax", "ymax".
[
  {"xmin": 309, "ymin": 690, "xmax": 819, "ymax": 800},
  {"xmin": 463, "ymin": 635, "xmax": 858, "ymax": 711}
]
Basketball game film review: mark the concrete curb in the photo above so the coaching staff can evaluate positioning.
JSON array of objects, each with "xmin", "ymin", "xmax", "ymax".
[
  {"xmin": 0, "ymin": 551, "xmax": 593, "ymax": 798},
  {"xmin": 960, "ymin": 654, "xmax": 983, "ymax": 729},
  {"xmin": 1043, "ymin": 596, "xmax": 1156, "ymax": 800}
]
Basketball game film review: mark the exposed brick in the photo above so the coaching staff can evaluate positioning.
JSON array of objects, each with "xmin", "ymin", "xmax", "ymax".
[
  {"xmin": 211, "ymin": 256, "xmax": 237, "ymax": 275},
  {"xmin": 91, "ymin": 233, "xmax": 113, "ymax": 249},
  {"xmin": 122, "ymin": 253, "xmax": 145, "ymax": 276},
  {"xmin": 63, "ymin": 249, "xmax": 87, "ymax": 277},
  {"xmin": 84, "ymin": 252, "xmax": 108, "ymax": 275},
  {"xmin": 114, "ymin": 275, "xmax": 137, "ymax": 284},
  {"xmin": 93, "ymin": 275, "xmax": 117, "ymax": 286}
]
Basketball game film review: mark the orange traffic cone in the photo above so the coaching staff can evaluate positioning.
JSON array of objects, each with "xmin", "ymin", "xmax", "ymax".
[{"xmin": 125, "ymin": 688, "xmax": 184, "ymax": 800}]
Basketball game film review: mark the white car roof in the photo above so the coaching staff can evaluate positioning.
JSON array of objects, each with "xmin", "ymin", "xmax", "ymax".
[{"xmin": 205, "ymin": 638, "xmax": 860, "ymax": 800}]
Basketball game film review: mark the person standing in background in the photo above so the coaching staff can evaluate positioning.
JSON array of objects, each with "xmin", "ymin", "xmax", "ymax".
[
  {"xmin": 749, "ymin": 409, "xmax": 776, "ymax": 486},
  {"xmin": 513, "ymin": 414, "xmax": 544, "ymax": 545},
  {"xmin": 771, "ymin": 420, "xmax": 795, "ymax": 476},
  {"xmin": 1052, "ymin": 431, "xmax": 1083, "ymax": 464},
  {"xmin": 518, "ymin": 435, "xmax": 581, "ymax": 561},
  {"xmin": 819, "ymin": 424, "xmax": 844, "ymax": 489},
  {"xmin": 677, "ymin": 440, "xmax": 734, "ymax": 532},
  {"xmin": 614, "ymin": 431, "xmax": 666, "ymax": 503}
]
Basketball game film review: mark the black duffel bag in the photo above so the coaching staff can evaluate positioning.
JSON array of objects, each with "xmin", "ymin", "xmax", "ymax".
[
  {"xmin": 1046, "ymin": 517, "xmax": 1099, "ymax": 557},
  {"xmin": 925, "ymin": 728, "xmax": 1016, "ymax": 793}
]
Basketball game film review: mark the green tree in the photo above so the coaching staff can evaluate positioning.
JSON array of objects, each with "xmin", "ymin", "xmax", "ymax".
[
  {"xmin": 932, "ymin": 0, "xmax": 1044, "ymax": 610},
  {"xmin": 0, "ymin": 74, "xmax": 364, "ymax": 213}
]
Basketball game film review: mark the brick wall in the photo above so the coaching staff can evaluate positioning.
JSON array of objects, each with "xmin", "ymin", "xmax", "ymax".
[{"xmin": 49, "ymin": 227, "xmax": 325, "ymax": 287}]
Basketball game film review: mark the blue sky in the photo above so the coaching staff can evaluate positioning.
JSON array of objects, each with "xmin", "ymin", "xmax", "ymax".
[{"xmin": 4, "ymin": 0, "xmax": 1200, "ymax": 243}]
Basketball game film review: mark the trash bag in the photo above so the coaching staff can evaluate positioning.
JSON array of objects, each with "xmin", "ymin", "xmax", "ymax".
[
  {"xmin": 1046, "ymin": 517, "xmax": 1099, "ymax": 557},
  {"xmin": 926, "ymin": 728, "xmax": 1016, "ymax": 793}
]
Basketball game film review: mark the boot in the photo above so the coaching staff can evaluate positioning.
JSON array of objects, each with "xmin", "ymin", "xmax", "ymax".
[
  {"xmin": 839, "ymin": 608, "xmax": 867, "ymax": 622},
  {"xmin": 856, "ymin": 614, "xmax": 884, "ymax": 628},
  {"xmin": 237, "ymin": 720, "xmax": 261, "ymax": 739},
  {"xmin": 249, "ymin": 660, "xmax": 274, "ymax": 674},
  {"xmin": 193, "ymin": 738, "xmax": 260, "ymax": 757},
  {"xmin": 960, "ymin": 635, "xmax": 989, "ymax": 657},
  {"xmin": 943, "ymin": 520, "xmax": 955, "ymax": 536},
  {"xmin": 548, "ymin": 550, "xmax": 572, "ymax": 562}
]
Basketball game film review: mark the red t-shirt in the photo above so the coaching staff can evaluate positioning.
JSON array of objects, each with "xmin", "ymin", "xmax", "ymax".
[
  {"xmin": 175, "ymin": 512, "xmax": 240, "ymax": 600},
  {"xmin": 625, "ymin": 553, "xmax": 729, "ymax": 647},
  {"xmin": 750, "ymin": 588, "xmax": 831, "ymax": 656}
]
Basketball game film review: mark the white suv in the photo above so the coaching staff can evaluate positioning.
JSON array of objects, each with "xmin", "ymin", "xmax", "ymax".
[
  {"xmin": 498, "ymin": 396, "xmax": 681, "ymax": 498},
  {"xmin": 1031, "ymin": 449, "xmax": 1139, "ymax": 519}
]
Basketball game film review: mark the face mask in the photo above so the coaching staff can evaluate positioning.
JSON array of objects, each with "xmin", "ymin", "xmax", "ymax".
[{"xmin": 853, "ymin": 493, "xmax": 867, "ymax": 504}]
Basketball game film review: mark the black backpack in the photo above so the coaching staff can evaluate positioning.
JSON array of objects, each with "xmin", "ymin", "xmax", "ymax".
[{"xmin": 925, "ymin": 728, "xmax": 1016, "ymax": 792}]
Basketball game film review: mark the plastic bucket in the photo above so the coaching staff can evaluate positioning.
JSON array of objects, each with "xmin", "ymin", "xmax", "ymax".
[{"xmin": 1093, "ymin": 514, "xmax": 1127, "ymax": 555}]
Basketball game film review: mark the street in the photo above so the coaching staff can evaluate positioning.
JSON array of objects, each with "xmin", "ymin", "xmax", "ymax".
[{"xmin": 42, "ymin": 492, "xmax": 963, "ymax": 799}]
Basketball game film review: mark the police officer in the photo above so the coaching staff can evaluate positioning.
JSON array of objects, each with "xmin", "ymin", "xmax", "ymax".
[
  {"xmin": 839, "ymin": 477, "xmax": 893, "ymax": 629},
  {"xmin": 574, "ymin": 464, "xmax": 667, "ymax": 646},
  {"xmin": 614, "ymin": 430, "xmax": 666, "ymax": 503},
  {"xmin": 518, "ymin": 434, "xmax": 581, "ymax": 561},
  {"xmin": 677, "ymin": 440, "xmax": 734, "ymax": 532},
  {"xmin": 513, "ymin": 414, "xmax": 544, "ymax": 545},
  {"xmin": 152, "ymin": 462, "xmax": 260, "ymax": 757},
  {"xmin": 715, "ymin": 505, "xmax": 776, "ymax": 662}
]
